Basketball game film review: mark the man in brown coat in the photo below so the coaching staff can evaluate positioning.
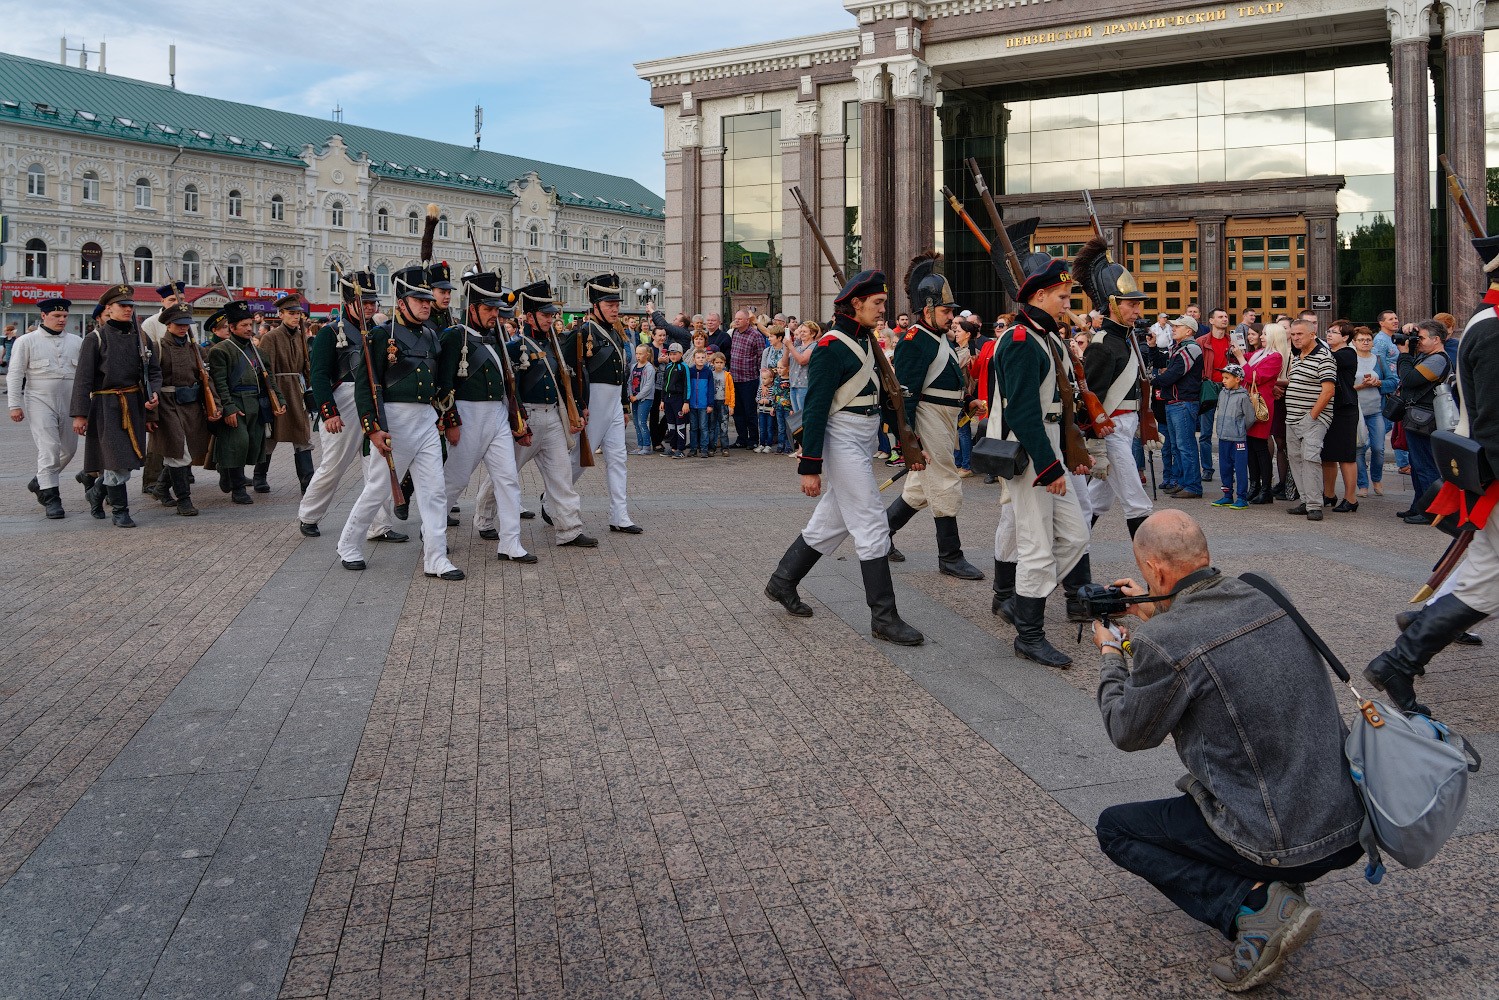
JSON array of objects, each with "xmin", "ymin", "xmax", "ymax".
[
  {"xmin": 256, "ymin": 293, "xmax": 315, "ymax": 492},
  {"xmin": 147, "ymin": 305, "xmax": 214, "ymax": 515}
]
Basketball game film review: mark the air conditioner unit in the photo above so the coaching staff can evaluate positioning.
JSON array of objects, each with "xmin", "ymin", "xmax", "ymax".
[
  {"xmin": 573, "ymin": 272, "xmax": 581, "ymax": 281},
  {"xmin": 293, "ymin": 269, "xmax": 305, "ymax": 288}
]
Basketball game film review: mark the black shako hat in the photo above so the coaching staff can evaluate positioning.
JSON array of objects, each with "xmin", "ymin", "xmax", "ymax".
[
  {"xmin": 340, "ymin": 270, "xmax": 379, "ymax": 303},
  {"xmin": 833, "ymin": 269, "xmax": 888, "ymax": 311},
  {"xmin": 1016, "ymin": 256, "xmax": 1073, "ymax": 304},
  {"xmin": 585, "ymin": 273, "xmax": 622, "ymax": 305},
  {"xmin": 904, "ymin": 253, "xmax": 958, "ymax": 315},
  {"xmin": 37, "ymin": 297, "xmax": 72, "ymax": 314},
  {"xmin": 224, "ymin": 300, "xmax": 254, "ymax": 326},
  {"xmin": 464, "ymin": 271, "xmax": 516, "ymax": 318},
  {"xmin": 517, "ymin": 280, "xmax": 560, "ymax": 315},
  {"xmin": 1474, "ymin": 235, "xmax": 1499, "ymax": 276},
  {"xmin": 426, "ymin": 261, "xmax": 455, "ymax": 291},
  {"xmin": 393, "ymin": 265, "xmax": 436, "ymax": 302}
]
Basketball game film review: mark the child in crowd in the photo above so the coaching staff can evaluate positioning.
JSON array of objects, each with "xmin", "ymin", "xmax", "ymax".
[
  {"xmin": 658, "ymin": 343, "xmax": 690, "ymax": 459},
  {"xmin": 629, "ymin": 345, "xmax": 656, "ymax": 455},
  {"xmin": 711, "ymin": 352, "xmax": 735, "ymax": 456},
  {"xmin": 1211, "ymin": 363, "xmax": 1258, "ymax": 509},
  {"xmin": 773, "ymin": 357, "xmax": 793, "ymax": 454},
  {"xmin": 755, "ymin": 369, "xmax": 777, "ymax": 454},
  {"xmin": 687, "ymin": 349, "xmax": 715, "ymax": 458}
]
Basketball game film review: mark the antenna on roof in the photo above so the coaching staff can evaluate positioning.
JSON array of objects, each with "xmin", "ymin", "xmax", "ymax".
[
  {"xmin": 61, "ymin": 36, "xmax": 103, "ymax": 72},
  {"xmin": 474, "ymin": 104, "xmax": 483, "ymax": 151},
  {"xmin": 169, "ymin": 44, "xmax": 176, "ymax": 89},
  {"xmin": 332, "ymin": 105, "xmax": 343, "ymax": 123}
]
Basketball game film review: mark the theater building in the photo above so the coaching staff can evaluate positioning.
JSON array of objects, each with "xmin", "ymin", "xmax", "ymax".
[{"xmin": 637, "ymin": 0, "xmax": 1496, "ymax": 325}]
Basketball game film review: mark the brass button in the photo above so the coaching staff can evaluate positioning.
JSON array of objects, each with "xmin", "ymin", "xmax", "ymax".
[{"xmin": 1268, "ymin": 858, "xmax": 1279, "ymax": 866}]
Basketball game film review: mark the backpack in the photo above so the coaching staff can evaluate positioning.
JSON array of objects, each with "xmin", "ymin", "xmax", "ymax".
[{"xmin": 1239, "ymin": 573, "xmax": 1481, "ymax": 883}]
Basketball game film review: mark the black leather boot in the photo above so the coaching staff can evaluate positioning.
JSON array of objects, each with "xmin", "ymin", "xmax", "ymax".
[
  {"xmin": 1126, "ymin": 515, "xmax": 1148, "ymax": 538},
  {"xmin": 145, "ymin": 467, "xmax": 175, "ymax": 505},
  {"xmin": 860, "ymin": 558, "xmax": 923, "ymax": 645},
  {"xmin": 1396, "ymin": 608, "xmax": 1483, "ymax": 646},
  {"xmin": 219, "ymin": 469, "xmax": 235, "ymax": 494},
  {"xmin": 171, "ymin": 467, "xmax": 198, "ymax": 516},
  {"xmin": 107, "ymin": 484, "xmax": 135, "ymax": 528},
  {"xmin": 934, "ymin": 517, "xmax": 984, "ymax": 580},
  {"xmin": 395, "ymin": 472, "xmax": 415, "ymax": 520},
  {"xmin": 1013, "ymin": 595, "xmax": 1072, "ymax": 667},
  {"xmin": 293, "ymin": 449, "xmax": 316, "ymax": 494},
  {"xmin": 765, "ymin": 536, "xmax": 822, "ymax": 617},
  {"xmin": 252, "ymin": 459, "xmax": 272, "ymax": 493},
  {"xmin": 992, "ymin": 560, "xmax": 1016, "ymax": 617},
  {"xmin": 884, "ymin": 497, "xmax": 920, "ymax": 563},
  {"xmin": 230, "ymin": 469, "xmax": 254, "ymax": 505},
  {"xmin": 38, "ymin": 487, "xmax": 65, "ymax": 519},
  {"xmin": 1365, "ymin": 595, "xmax": 1487, "ymax": 715},
  {"xmin": 1062, "ymin": 554, "xmax": 1093, "ymax": 623},
  {"xmin": 85, "ymin": 477, "xmax": 108, "ymax": 519}
]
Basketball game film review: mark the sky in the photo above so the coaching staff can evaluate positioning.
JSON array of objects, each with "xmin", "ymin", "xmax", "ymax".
[{"xmin": 2, "ymin": 0, "xmax": 856, "ymax": 197}]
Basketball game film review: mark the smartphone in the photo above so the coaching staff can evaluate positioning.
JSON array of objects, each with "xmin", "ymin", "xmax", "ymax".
[{"xmin": 1230, "ymin": 329, "xmax": 1246, "ymax": 354}]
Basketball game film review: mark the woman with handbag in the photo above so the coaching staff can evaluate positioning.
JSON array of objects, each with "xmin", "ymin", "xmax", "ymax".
[
  {"xmin": 1322, "ymin": 322, "xmax": 1362, "ymax": 512},
  {"xmin": 1240, "ymin": 324, "xmax": 1284, "ymax": 504},
  {"xmin": 1354, "ymin": 326, "xmax": 1397, "ymax": 496},
  {"xmin": 1391, "ymin": 321, "xmax": 1451, "ymax": 523}
]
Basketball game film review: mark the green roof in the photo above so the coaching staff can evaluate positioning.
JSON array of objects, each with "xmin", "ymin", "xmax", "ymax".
[{"xmin": 0, "ymin": 51, "xmax": 663, "ymax": 219}]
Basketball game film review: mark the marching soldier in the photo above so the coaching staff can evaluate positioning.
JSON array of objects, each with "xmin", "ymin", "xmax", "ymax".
[
  {"xmin": 507, "ymin": 280, "xmax": 596, "ymax": 547},
  {"xmin": 427, "ymin": 260, "xmax": 456, "ymax": 332},
  {"xmin": 883, "ymin": 254, "xmax": 984, "ymax": 580},
  {"xmin": 149, "ymin": 305, "xmax": 213, "ymax": 515},
  {"xmin": 8, "ymin": 297, "xmax": 81, "ymax": 519},
  {"xmin": 297, "ymin": 271, "xmax": 405, "ymax": 544},
  {"xmin": 1074, "ymin": 238, "xmax": 1153, "ymax": 540},
  {"xmin": 986, "ymin": 254, "xmax": 1090, "ymax": 667},
  {"xmin": 139, "ymin": 280, "xmax": 186, "ymax": 499},
  {"xmin": 208, "ymin": 300, "xmax": 277, "ymax": 505},
  {"xmin": 140, "ymin": 280, "xmax": 186, "ymax": 345},
  {"xmin": 258, "ymin": 293, "xmax": 316, "ymax": 493},
  {"xmin": 438, "ymin": 273, "xmax": 534, "ymax": 563},
  {"xmin": 555, "ymin": 272, "xmax": 642, "ymax": 533},
  {"xmin": 337, "ymin": 266, "xmax": 464, "ymax": 580},
  {"xmin": 765, "ymin": 270, "xmax": 925, "ymax": 646},
  {"xmin": 70, "ymin": 284, "xmax": 162, "ymax": 528}
]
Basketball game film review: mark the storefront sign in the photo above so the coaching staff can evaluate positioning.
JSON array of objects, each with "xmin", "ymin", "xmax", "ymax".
[
  {"xmin": 2, "ymin": 282, "xmax": 67, "ymax": 303},
  {"xmin": 1310, "ymin": 293, "xmax": 1332, "ymax": 310},
  {"xmin": 1005, "ymin": 2, "xmax": 1288, "ymax": 49}
]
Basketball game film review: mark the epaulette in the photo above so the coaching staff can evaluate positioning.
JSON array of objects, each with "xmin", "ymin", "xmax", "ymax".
[
  {"xmin": 818, "ymin": 333, "xmax": 840, "ymax": 348},
  {"xmin": 1009, "ymin": 326, "xmax": 1026, "ymax": 342},
  {"xmin": 903, "ymin": 329, "xmax": 918, "ymax": 341}
]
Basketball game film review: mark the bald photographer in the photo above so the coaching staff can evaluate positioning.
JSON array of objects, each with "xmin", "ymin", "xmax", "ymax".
[{"xmin": 1086, "ymin": 510, "xmax": 1365, "ymax": 992}]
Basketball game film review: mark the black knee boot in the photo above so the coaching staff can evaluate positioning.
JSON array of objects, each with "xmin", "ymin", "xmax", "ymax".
[
  {"xmin": 1062, "ymin": 554, "xmax": 1093, "ymax": 623},
  {"xmin": 1126, "ymin": 515, "xmax": 1148, "ymax": 539},
  {"xmin": 171, "ymin": 467, "xmax": 198, "ymax": 516},
  {"xmin": 106, "ymin": 483, "xmax": 135, "ymax": 528},
  {"xmin": 145, "ymin": 467, "xmax": 175, "ymax": 505},
  {"xmin": 765, "ymin": 536, "xmax": 823, "ymax": 617},
  {"xmin": 84, "ymin": 476, "xmax": 107, "ymax": 519},
  {"xmin": 395, "ymin": 471, "xmax": 414, "ymax": 520},
  {"xmin": 230, "ymin": 469, "xmax": 254, "ymax": 505},
  {"xmin": 934, "ymin": 517, "xmax": 983, "ymax": 580},
  {"xmin": 884, "ymin": 497, "xmax": 920, "ymax": 563},
  {"xmin": 1013, "ymin": 595, "xmax": 1071, "ymax": 667},
  {"xmin": 293, "ymin": 449, "xmax": 316, "ymax": 494},
  {"xmin": 992, "ymin": 560, "xmax": 1017, "ymax": 617},
  {"xmin": 860, "ymin": 558, "xmax": 923, "ymax": 645},
  {"xmin": 252, "ymin": 459, "xmax": 272, "ymax": 493},
  {"xmin": 1365, "ymin": 595, "xmax": 1486, "ymax": 716}
]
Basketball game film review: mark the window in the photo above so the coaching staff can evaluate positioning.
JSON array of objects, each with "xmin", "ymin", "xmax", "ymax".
[
  {"xmin": 181, "ymin": 250, "xmax": 202, "ymax": 286},
  {"xmin": 270, "ymin": 194, "xmax": 284, "ymax": 221},
  {"xmin": 528, "ymin": 225, "xmax": 540, "ymax": 248},
  {"xmin": 80, "ymin": 170, "xmax": 100, "ymax": 203},
  {"xmin": 225, "ymin": 255, "xmax": 245, "ymax": 289},
  {"xmin": 558, "ymin": 230, "xmax": 569, "ymax": 250},
  {"xmin": 377, "ymin": 207, "xmax": 389, "ymax": 233},
  {"xmin": 80, "ymin": 242, "xmax": 102, "ymax": 281},
  {"xmin": 133, "ymin": 246, "xmax": 154, "ymax": 283},
  {"xmin": 492, "ymin": 220, "xmax": 504, "ymax": 244},
  {"xmin": 639, "ymin": 238, "xmax": 647, "ymax": 258},
  {"xmin": 581, "ymin": 231, "xmax": 590, "ymax": 252},
  {"xmin": 330, "ymin": 200, "xmax": 345, "ymax": 228},
  {"xmin": 375, "ymin": 263, "xmax": 391, "ymax": 297},
  {"xmin": 135, "ymin": 177, "xmax": 152, "ymax": 208},
  {"xmin": 602, "ymin": 233, "xmax": 611, "ymax": 255},
  {"xmin": 268, "ymin": 257, "xmax": 284, "ymax": 288},
  {"xmin": 408, "ymin": 210, "xmax": 419, "ymax": 234},
  {"xmin": 183, "ymin": 183, "xmax": 200, "ymax": 213},
  {"xmin": 439, "ymin": 214, "xmax": 450, "ymax": 238},
  {"xmin": 657, "ymin": 240, "xmax": 664, "ymax": 260},
  {"xmin": 24, "ymin": 238, "xmax": 47, "ymax": 277},
  {"xmin": 329, "ymin": 266, "xmax": 341, "ymax": 294},
  {"xmin": 227, "ymin": 189, "xmax": 243, "ymax": 218},
  {"xmin": 25, "ymin": 163, "xmax": 45, "ymax": 197}
]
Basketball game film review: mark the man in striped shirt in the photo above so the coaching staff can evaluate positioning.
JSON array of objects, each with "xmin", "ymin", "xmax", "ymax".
[{"xmin": 1283, "ymin": 319, "xmax": 1337, "ymax": 521}]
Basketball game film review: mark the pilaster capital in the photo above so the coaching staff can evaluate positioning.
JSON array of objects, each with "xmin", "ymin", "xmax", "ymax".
[
  {"xmin": 1439, "ymin": 0, "xmax": 1487, "ymax": 35},
  {"xmin": 887, "ymin": 55, "xmax": 932, "ymax": 103},
  {"xmin": 1387, "ymin": 0, "xmax": 1437, "ymax": 43},
  {"xmin": 852, "ymin": 63, "xmax": 885, "ymax": 104},
  {"xmin": 791, "ymin": 102, "xmax": 821, "ymax": 137},
  {"xmin": 673, "ymin": 116, "xmax": 702, "ymax": 150}
]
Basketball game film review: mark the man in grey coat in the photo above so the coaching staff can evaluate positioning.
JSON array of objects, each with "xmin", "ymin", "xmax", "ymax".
[{"xmin": 1089, "ymin": 510, "xmax": 1365, "ymax": 992}]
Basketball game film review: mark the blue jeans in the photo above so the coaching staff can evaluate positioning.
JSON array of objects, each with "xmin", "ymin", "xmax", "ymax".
[
  {"xmin": 954, "ymin": 421, "xmax": 972, "ymax": 470},
  {"xmin": 758, "ymin": 410, "xmax": 776, "ymax": 446},
  {"xmin": 1217, "ymin": 439, "xmax": 1249, "ymax": 502},
  {"xmin": 790, "ymin": 386, "xmax": 807, "ymax": 416},
  {"xmin": 632, "ymin": 399, "xmax": 653, "ymax": 451},
  {"xmin": 1159, "ymin": 409, "xmax": 1179, "ymax": 486},
  {"xmin": 775, "ymin": 409, "xmax": 791, "ymax": 452},
  {"xmin": 690, "ymin": 407, "xmax": 714, "ymax": 452},
  {"xmin": 1166, "ymin": 402, "xmax": 1202, "ymax": 495},
  {"xmin": 877, "ymin": 424, "xmax": 891, "ymax": 455},
  {"xmin": 1097, "ymin": 796, "xmax": 1362, "ymax": 939},
  {"xmin": 1407, "ymin": 430, "xmax": 1439, "ymax": 507},
  {"xmin": 1356, "ymin": 411, "xmax": 1385, "ymax": 489},
  {"xmin": 1198, "ymin": 406, "xmax": 1216, "ymax": 477}
]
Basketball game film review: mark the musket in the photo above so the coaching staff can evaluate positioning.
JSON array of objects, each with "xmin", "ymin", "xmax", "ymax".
[
  {"xmin": 961, "ymin": 162, "xmax": 1091, "ymax": 474},
  {"xmin": 1439, "ymin": 154, "xmax": 1488, "ymax": 240},
  {"xmin": 519, "ymin": 253, "xmax": 592, "ymax": 464},
  {"xmin": 333, "ymin": 261, "xmax": 405, "ymax": 509},
  {"xmin": 466, "ymin": 221, "xmax": 531, "ymax": 444},
  {"xmin": 878, "ymin": 467, "xmax": 910, "ymax": 492},
  {"xmin": 163, "ymin": 262, "xmax": 222, "ymax": 421},
  {"xmin": 1413, "ymin": 529, "xmax": 1476, "ymax": 604},
  {"xmin": 789, "ymin": 184, "xmax": 924, "ymax": 466},
  {"xmin": 116, "ymin": 252, "xmax": 158, "ymax": 436},
  {"xmin": 1082, "ymin": 189, "xmax": 1161, "ymax": 447}
]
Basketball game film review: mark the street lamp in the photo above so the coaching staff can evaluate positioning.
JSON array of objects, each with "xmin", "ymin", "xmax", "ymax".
[{"xmin": 637, "ymin": 281, "xmax": 658, "ymax": 307}]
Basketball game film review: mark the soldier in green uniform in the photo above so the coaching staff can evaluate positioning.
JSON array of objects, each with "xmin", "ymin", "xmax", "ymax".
[
  {"xmin": 426, "ymin": 261, "xmax": 456, "ymax": 332},
  {"xmin": 208, "ymin": 300, "xmax": 275, "ymax": 505},
  {"xmin": 764, "ymin": 270, "xmax": 925, "ymax": 646},
  {"xmin": 883, "ymin": 253, "xmax": 983, "ymax": 580}
]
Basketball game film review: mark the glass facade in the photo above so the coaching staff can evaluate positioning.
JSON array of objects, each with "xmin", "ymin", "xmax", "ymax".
[
  {"xmin": 1483, "ymin": 31, "xmax": 1499, "ymax": 233},
  {"xmin": 844, "ymin": 102, "xmax": 861, "ymax": 274},
  {"xmin": 722, "ymin": 111, "xmax": 782, "ymax": 316}
]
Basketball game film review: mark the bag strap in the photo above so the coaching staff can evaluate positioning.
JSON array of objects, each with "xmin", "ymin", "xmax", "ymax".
[{"xmin": 1239, "ymin": 572, "xmax": 1351, "ymax": 683}]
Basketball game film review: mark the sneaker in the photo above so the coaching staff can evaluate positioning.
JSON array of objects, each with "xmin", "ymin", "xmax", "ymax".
[
  {"xmin": 1211, "ymin": 496, "xmax": 1234, "ymax": 507},
  {"xmin": 1173, "ymin": 491, "xmax": 1203, "ymax": 499},
  {"xmin": 1230, "ymin": 499, "xmax": 1249, "ymax": 510},
  {"xmin": 874, "ymin": 451, "xmax": 889, "ymax": 460},
  {"xmin": 1209, "ymin": 883, "xmax": 1322, "ymax": 992},
  {"xmin": 958, "ymin": 468, "xmax": 974, "ymax": 478}
]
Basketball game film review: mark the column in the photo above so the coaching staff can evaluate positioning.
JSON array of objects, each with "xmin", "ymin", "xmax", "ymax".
[
  {"xmin": 1441, "ymin": 0, "xmax": 1487, "ymax": 319},
  {"xmin": 819, "ymin": 133, "xmax": 849, "ymax": 320},
  {"xmin": 1306, "ymin": 215, "xmax": 1339, "ymax": 319},
  {"xmin": 854, "ymin": 63, "xmax": 892, "ymax": 277},
  {"xmin": 700, "ymin": 143, "xmax": 726, "ymax": 317},
  {"xmin": 1196, "ymin": 216, "xmax": 1226, "ymax": 315},
  {"xmin": 890, "ymin": 56, "xmax": 935, "ymax": 280},
  {"xmin": 678, "ymin": 117, "xmax": 703, "ymax": 315},
  {"xmin": 793, "ymin": 100, "xmax": 823, "ymax": 321},
  {"xmin": 1389, "ymin": 0, "xmax": 1436, "ymax": 321}
]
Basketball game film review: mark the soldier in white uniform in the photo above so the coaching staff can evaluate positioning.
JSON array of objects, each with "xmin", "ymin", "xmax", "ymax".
[
  {"xmin": 7, "ymin": 297, "xmax": 81, "ymax": 519},
  {"xmin": 765, "ymin": 270, "xmax": 926, "ymax": 646},
  {"xmin": 140, "ymin": 280, "xmax": 185, "ymax": 346}
]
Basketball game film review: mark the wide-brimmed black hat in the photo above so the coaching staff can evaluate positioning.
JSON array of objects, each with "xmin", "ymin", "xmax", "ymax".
[
  {"xmin": 427, "ymin": 261, "xmax": 455, "ymax": 291},
  {"xmin": 585, "ymin": 273, "xmax": 622, "ymax": 304},
  {"xmin": 393, "ymin": 265, "xmax": 435, "ymax": 302},
  {"xmin": 36, "ymin": 297, "xmax": 71, "ymax": 314},
  {"xmin": 224, "ymin": 300, "xmax": 254, "ymax": 325},
  {"xmin": 517, "ymin": 280, "xmax": 559, "ymax": 315},
  {"xmin": 833, "ymin": 269, "xmax": 888, "ymax": 310}
]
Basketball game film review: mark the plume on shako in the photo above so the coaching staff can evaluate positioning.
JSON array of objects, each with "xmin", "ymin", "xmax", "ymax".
[
  {"xmin": 1071, "ymin": 236, "xmax": 1112, "ymax": 314},
  {"xmin": 420, "ymin": 203, "xmax": 440, "ymax": 264}
]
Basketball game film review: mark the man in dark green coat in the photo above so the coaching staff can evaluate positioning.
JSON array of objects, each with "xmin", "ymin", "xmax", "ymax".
[{"xmin": 207, "ymin": 300, "xmax": 274, "ymax": 505}]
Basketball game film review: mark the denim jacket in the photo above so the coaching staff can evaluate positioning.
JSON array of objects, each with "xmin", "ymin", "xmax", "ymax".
[{"xmin": 1097, "ymin": 572, "xmax": 1365, "ymax": 867}]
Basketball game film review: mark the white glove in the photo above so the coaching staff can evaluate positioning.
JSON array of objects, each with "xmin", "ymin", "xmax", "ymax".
[
  {"xmin": 1086, "ymin": 436, "xmax": 1110, "ymax": 481},
  {"xmin": 1144, "ymin": 437, "xmax": 1164, "ymax": 454}
]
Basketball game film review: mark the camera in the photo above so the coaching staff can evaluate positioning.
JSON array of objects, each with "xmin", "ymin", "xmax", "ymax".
[
  {"xmin": 1392, "ymin": 333, "xmax": 1411, "ymax": 348},
  {"xmin": 1074, "ymin": 582, "xmax": 1131, "ymax": 620}
]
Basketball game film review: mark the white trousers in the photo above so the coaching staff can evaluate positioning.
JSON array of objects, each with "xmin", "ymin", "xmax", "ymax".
[
  {"xmin": 1453, "ymin": 518, "xmax": 1499, "ymax": 617},
  {"xmin": 995, "ymin": 470, "xmax": 1091, "ymax": 563},
  {"xmin": 802, "ymin": 412, "xmax": 889, "ymax": 562},
  {"xmin": 337, "ymin": 402, "xmax": 456, "ymax": 575},
  {"xmin": 444, "ymin": 400, "xmax": 525, "ymax": 558},
  {"xmin": 901, "ymin": 403, "xmax": 963, "ymax": 518},
  {"xmin": 24, "ymin": 379, "xmax": 77, "ymax": 489},
  {"xmin": 298, "ymin": 383, "xmax": 394, "ymax": 538},
  {"xmin": 568, "ymin": 382, "xmax": 633, "ymax": 527},
  {"xmin": 992, "ymin": 424, "xmax": 1088, "ymax": 598},
  {"xmin": 514, "ymin": 405, "xmax": 584, "ymax": 544},
  {"xmin": 1087, "ymin": 412, "xmax": 1153, "ymax": 520}
]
